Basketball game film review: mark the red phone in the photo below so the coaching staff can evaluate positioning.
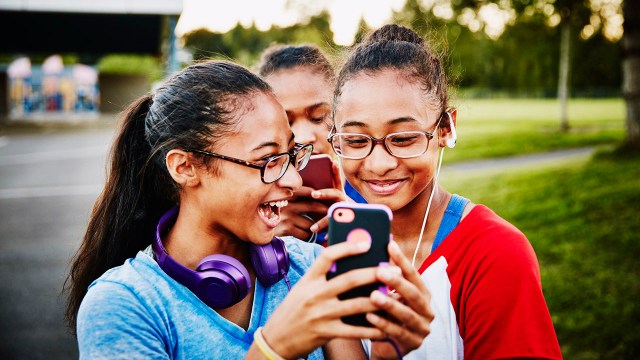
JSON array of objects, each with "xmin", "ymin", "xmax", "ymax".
[{"xmin": 299, "ymin": 154, "xmax": 334, "ymax": 190}]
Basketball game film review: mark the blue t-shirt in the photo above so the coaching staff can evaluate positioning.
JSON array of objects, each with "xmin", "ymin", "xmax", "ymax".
[{"xmin": 77, "ymin": 237, "xmax": 324, "ymax": 360}]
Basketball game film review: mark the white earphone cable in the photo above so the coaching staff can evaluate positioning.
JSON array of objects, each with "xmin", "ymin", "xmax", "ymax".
[{"xmin": 411, "ymin": 146, "xmax": 445, "ymax": 268}]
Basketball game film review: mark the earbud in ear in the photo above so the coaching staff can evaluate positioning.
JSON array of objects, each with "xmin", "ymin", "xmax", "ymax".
[{"xmin": 445, "ymin": 111, "xmax": 457, "ymax": 149}]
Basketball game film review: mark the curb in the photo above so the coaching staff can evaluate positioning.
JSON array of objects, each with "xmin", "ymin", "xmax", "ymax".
[{"xmin": 0, "ymin": 114, "xmax": 118, "ymax": 135}]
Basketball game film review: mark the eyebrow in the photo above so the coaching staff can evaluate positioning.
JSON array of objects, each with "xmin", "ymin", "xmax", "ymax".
[
  {"xmin": 307, "ymin": 102, "xmax": 330, "ymax": 112},
  {"xmin": 251, "ymin": 133, "xmax": 295, "ymax": 152},
  {"xmin": 341, "ymin": 117, "xmax": 419, "ymax": 128}
]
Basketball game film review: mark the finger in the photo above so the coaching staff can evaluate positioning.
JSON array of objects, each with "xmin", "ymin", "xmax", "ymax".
[
  {"xmin": 311, "ymin": 188, "xmax": 347, "ymax": 203},
  {"xmin": 306, "ymin": 240, "xmax": 372, "ymax": 277},
  {"xmin": 369, "ymin": 290, "xmax": 431, "ymax": 338},
  {"xmin": 322, "ymin": 296, "xmax": 379, "ymax": 319},
  {"xmin": 330, "ymin": 160, "xmax": 344, "ymax": 191},
  {"xmin": 366, "ymin": 310, "xmax": 427, "ymax": 348},
  {"xmin": 324, "ymin": 267, "xmax": 381, "ymax": 298},
  {"xmin": 285, "ymin": 199, "xmax": 330, "ymax": 215},
  {"xmin": 388, "ymin": 240, "xmax": 430, "ymax": 296},
  {"xmin": 314, "ymin": 320, "xmax": 386, "ymax": 340},
  {"xmin": 376, "ymin": 264, "xmax": 433, "ymax": 321},
  {"xmin": 310, "ymin": 215, "xmax": 329, "ymax": 233},
  {"xmin": 292, "ymin": 186, "xmax": 315, "ymax": 199}
]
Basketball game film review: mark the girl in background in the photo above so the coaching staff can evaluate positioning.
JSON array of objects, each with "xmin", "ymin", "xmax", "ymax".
[{"xmin": 258, "ymin": 45, "xmax": 365, "ymax": 244}]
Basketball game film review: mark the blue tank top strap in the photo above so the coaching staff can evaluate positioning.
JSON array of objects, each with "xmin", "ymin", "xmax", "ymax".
[
  {"xmin": 344, "ymin": 180, "xmax": 367, "ymax": 204},
  {"xmin": 431, "ymin": 194, "xmax": 470, "ymax": 253}
]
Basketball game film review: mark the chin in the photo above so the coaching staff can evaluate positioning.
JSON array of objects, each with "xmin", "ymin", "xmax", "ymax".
[{"xmin": 252, "ymin": 230, "xmax": 276, "ymax": 245}]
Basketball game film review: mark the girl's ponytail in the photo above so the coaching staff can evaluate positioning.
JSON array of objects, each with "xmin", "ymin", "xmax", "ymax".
[{"xmin": 64, "ymin": 94, "xmax": 171, "ymax": 332}]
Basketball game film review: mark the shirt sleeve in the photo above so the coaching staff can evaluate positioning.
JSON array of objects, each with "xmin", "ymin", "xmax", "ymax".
[
  {"xmin": 461, "ymin": 226, "xmax": 562, "ymax": 359},
  {"xmin": 77, "ymin": 280, "xmax": 171, "ymax": 360}
]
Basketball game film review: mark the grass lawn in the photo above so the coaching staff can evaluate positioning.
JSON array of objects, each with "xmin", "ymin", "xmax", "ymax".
[
  {"xmin": 446, "ymin": 98, "xmax": 626, "ymax": 163},
  {"xmin": 441, "ymin": 150, "xmax": 640, "ymax": 359}
]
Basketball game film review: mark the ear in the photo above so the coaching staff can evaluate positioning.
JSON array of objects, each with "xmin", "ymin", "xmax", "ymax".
[
  {"xmin": 438, "ymin": 108, "xmax": 457, "ymax": 149},
  {"xmin": 166, "ymin": 149, "xmax": 200, "ymax": 187}
]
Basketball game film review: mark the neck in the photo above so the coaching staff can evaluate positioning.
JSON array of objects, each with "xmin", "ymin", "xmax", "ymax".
[
  {"xmin": 391, "ymin": 183, "xmax": 451, "ymax": 268},
  {"xmin": 163, "ymin": 206, "xmax": 249, "ymax": 271}
]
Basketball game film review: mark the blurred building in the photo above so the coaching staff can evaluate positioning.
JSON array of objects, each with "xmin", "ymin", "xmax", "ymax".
[{"xmin": 0, "ymin": 0, "xmax": 183, "ymax": 122}]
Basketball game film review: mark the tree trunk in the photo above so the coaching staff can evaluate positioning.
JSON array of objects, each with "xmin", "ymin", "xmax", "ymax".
[
  {"xmin": 558, "ymin": 20, "xmax": 571, "ymax": 132},
  {"xmin": 623, "ymin": 0, "xmax": 640, "ymax": 148}
]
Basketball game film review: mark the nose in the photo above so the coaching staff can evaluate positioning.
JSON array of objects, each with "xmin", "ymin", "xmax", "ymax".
[
  {"xmin": 365, "ymin": 142, "xmax": 398, "ymax": 176},
  {"xmin": 291, "ymin": 120, "xmax": 317, "ymax": 146},
  {"xmin": 276, "ymin": 158, "xmax": 303, "ymax": 191}
]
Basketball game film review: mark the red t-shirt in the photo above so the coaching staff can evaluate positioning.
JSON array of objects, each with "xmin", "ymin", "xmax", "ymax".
[{"xmin": 417, "ymin": 205, "xmax": 562, "ymax": 359}]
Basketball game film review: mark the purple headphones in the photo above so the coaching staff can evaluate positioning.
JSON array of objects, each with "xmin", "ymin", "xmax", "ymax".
[{"xmin": 152, "ymin": 207, "xmax": 290, "ymax": 309}]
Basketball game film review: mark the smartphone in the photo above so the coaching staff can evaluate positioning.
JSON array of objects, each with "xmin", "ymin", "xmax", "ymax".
[
  {"xmin": 326, "ymin": 202, "xmax": 392, "ymax": 327},
  {"xmin": 299, "ymin": 154, "xmax": 333, "ymax": 190},
  {"xmin": 298, "ymin": 154, "xmax": 335, "ymax": 223}
]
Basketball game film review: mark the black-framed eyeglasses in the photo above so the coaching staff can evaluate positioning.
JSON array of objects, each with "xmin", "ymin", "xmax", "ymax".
[{"xmin": 185, "ymin": 143, "xmax": 313, "ymax": 184}]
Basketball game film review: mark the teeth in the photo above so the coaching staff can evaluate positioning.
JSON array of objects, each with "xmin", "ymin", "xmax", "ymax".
[{"xmin": 266, "ymin": 200, "xmax": 289, "ymax": 208}]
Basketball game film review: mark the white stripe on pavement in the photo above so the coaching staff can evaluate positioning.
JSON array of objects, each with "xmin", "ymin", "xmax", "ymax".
[
  {"xmin": 0, "ymin": 146, "xmax": 108, "ymax": 166},
  {"xmin": 0, "ymin": 185, "xmax": 103, "ymax": 199}
]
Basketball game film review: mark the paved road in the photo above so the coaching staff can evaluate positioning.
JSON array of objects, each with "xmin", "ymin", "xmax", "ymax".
[
  {"xmin": 0, "ymin": 122, "xmax": 597, "ymax": 359},
  {"xmin": 0, "ymin": 124, "xmax": 114, "ymax": 359},
  {"xmin": 444, "ymin": 147, "xmax": 596, "ymax": 173}
]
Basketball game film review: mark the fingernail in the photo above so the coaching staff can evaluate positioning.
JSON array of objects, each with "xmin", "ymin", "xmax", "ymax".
[
  {"xmin": 389, "ymin": 240, "xmax": 400, "ymax": 254},
  {"xmin": 311, "ymin": 191, "xmax": 321, "ymax": 198},
  {"xmin": 366, "ymin": 313, "xmax": 380, "ymax": 324},
  {"xmin": 378, "ymin": 267, "xmax": 392, "ymax": 281},
  {"xmin": 310, "ymin": 224, "xmax": 318, "ymax": 232},
  {"xmin": 389, "ymin": 266, "xmax": 402, "ymax": 276},
  {"xmin": 371, "ymin": 290, "xmax": 387, "ymax": 305},
  {"xmin": 356, "ymin": 241, "xmax": 371, "ymax": 251}
]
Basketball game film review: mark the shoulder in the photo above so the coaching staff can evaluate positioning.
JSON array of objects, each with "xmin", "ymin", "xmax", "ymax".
[
  {"xmin": 461, "ymin": 205, "xmax": 531, "ymax": 249},
  {"xmin": 77, "ymin": 253, "xmax": 174, "ymax": 358},
  {"xmin": 281, "ymin": 236, "xmax": 323, "ymax": 273},
  {"xmin": 79, "ymin": 252, "xmax": 162, "ymax": 321},
  {"xmin": 450, "ymin": 205, "xmax": 540, "ymax": 276},
  {"xmin": 91, "ymin": 251, "xmax": 163, "ymax": 293}
]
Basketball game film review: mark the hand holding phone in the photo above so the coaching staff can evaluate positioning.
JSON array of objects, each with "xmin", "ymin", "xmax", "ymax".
[{"xmin": 326, "ymin": 202, "xmax": 392, "ymax": 326}]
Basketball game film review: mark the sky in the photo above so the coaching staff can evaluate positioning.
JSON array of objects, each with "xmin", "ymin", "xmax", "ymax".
[{"xmin": 175, "ymin": 0, "xmax": 406, "ymax": 46}]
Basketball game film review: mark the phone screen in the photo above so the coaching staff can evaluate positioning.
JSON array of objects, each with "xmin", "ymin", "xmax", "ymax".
[{"xmin": 326, "ymin": 202, "xmax": 392, "ymax": 326}]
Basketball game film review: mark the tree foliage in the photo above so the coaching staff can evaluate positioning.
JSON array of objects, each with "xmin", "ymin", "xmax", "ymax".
[
  {"xmin": 182, "ymin": 11, "xmax": 334, "ymax": 68},
  {"xmin": 180, "ymin": 1, "xmax": 621, "ymax": 96}
]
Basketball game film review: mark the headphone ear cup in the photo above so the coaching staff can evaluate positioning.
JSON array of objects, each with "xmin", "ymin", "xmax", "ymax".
[
  {"xmin": 250, "ymin": 237, "xmax": 290, "ymax": 286},
  {"xmin": 195, "ymin": 254, "xmax": 251, "ymax": 309}
]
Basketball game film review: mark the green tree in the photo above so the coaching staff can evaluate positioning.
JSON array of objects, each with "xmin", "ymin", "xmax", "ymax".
[
  {"xmin": 398, "ymin": 0, "xmax": 620, "ymax": 118},
  {"xmin": 182, "ymin": 11, "xmax": 334, "ymax": 68},
  {"xmin": 622, "ymin": 0, "xmax": 640, "ymax": 149}
]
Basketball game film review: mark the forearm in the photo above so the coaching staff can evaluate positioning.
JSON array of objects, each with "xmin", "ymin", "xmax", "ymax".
[{"xmin": 322, "ymin": 339, "xmax": 367, "ymax": 360}]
